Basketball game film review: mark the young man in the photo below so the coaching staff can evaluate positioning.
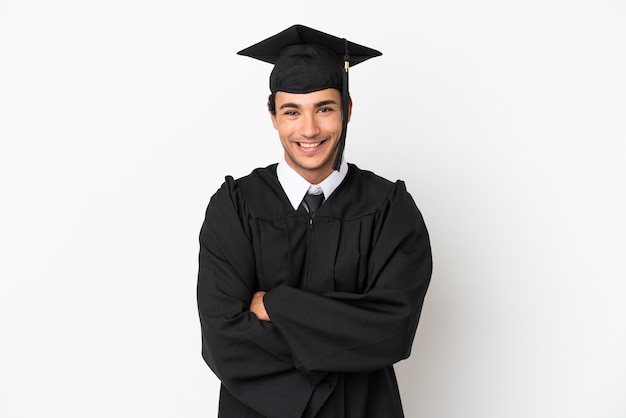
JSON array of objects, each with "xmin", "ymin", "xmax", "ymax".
[{"xmin": 197, "ymin": 24, "xmax": 432, "ymax": 417}]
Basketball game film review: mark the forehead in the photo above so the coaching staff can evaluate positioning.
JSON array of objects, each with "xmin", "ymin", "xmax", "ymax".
[{"xmin": 275, "ymin": 88, "xmax": 341, "ymax": 106}]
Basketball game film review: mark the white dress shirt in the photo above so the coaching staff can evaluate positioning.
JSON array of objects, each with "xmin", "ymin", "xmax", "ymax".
[{"xmin": 276, "ymin": 156, "xmax": 349, "ymax": 210}]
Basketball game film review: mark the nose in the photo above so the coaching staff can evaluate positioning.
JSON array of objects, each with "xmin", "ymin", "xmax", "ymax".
[{"xmin": 299, "ymin": 112, "xmax": 320, "ymax": 138}]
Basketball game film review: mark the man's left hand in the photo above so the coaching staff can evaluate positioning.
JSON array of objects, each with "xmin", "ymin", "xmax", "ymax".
[{"xmin": 250, "ymin": 291, "xmax": 270, "ymax": 321}]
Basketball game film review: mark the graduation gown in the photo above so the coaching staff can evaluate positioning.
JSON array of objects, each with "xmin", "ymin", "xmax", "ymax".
[{"xmin": 197, "ymin": 163, "xmax": 432, "ymax": 417}]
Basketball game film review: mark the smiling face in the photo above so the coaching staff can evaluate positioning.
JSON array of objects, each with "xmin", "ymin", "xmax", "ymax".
[{"xmin": 271, "ymin": 88, "xmax": 351, "ymax": 184}]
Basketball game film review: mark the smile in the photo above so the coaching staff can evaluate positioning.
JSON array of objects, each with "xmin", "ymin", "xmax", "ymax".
[{"xmin": 298, "ymin": 140, "xmax": 325, "ymax": 148}]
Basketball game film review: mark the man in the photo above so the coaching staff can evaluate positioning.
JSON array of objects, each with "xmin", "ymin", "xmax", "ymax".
[{"xmin": 197, "ymin": 24, "xmax": 432, "ymax": 417}]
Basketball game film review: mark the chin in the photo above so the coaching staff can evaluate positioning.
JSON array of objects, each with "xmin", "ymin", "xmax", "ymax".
[{"xmin": 299, "ymin": 158, "xmax": 330, "ymax": 171}]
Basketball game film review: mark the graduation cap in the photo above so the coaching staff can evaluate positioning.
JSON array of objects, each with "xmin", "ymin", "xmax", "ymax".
[{"xmin": 237, "ymin": 24, "xmax": 382, "ymax": 171}]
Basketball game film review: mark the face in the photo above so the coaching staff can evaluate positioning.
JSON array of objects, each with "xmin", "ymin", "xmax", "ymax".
[{"xmin": 271, "ymin": 88, "xmax": 351, "ymax": 184}]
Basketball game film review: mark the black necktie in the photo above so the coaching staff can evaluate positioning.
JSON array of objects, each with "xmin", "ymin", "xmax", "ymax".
[{"xmin": 303, "ymin": 193, "xmax": 324, "ymax": 215}]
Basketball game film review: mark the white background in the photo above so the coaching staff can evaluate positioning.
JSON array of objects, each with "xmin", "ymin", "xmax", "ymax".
[{"xmin": 1, "ymin": 1, "xmax": 625, "ymax": 417}]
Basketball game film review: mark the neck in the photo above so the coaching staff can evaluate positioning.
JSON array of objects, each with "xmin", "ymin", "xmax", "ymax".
[{"xmin": 300, "ymin": 170, "xmax": 333, "ymax": 185}]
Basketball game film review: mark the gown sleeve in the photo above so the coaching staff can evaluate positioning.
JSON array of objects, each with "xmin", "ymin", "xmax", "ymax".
[
  {"xmin": 197, "ymin": 178, "xmax": 331, "ymax": 418},
  {"xmin": 263, "ymin": 180, "xmax": 433, "ymax": 374}
]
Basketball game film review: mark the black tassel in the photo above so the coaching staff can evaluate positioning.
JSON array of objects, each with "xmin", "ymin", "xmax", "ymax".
[{"xmin": 333, "ymin": 39, "xmax": 350, "ymax": 171}]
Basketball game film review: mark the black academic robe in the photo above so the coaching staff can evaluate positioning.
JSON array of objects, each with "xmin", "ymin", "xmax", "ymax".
[{"xmin": 197, "ymin": 163, "xmax": 432, "ymax": 418}]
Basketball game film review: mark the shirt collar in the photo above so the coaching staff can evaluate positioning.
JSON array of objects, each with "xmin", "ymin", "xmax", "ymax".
[{"xmin": 277, "ymin": 156, "xmax": 349, "ymax": 210}]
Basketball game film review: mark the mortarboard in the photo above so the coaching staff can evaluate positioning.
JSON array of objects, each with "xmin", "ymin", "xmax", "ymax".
[{"xmin": 237, "ymin": 24, "xmax": 382, "ymax": 171}]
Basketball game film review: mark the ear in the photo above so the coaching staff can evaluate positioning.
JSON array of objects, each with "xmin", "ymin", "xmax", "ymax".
[{"xmin": 270, "ymin": 112, "xmax": 278, "ymax": 130}]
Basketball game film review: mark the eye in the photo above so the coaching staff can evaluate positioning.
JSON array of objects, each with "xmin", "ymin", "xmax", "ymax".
[{"xmin": 318, "ymin": 106, "xmax": 334, "ymax": 114}]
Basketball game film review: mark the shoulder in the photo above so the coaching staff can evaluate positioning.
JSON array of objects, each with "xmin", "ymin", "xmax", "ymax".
[
  {"xmin": 209, "ymin": 164, "xmax": 293, "ymax": 219},
  {"xmin": 345, "ymin": 164, "xmax": 428, "ymax": 232},
  {"xmin": 211, "ymin": 164, "xmax": 279, "ymax": 200},
  {"xmin": 317, "ymin": 164, "xmax": 414, "ymax": 221},
  {"xmin": 233, "ymin": 163, "xmax": 279, "ymax": 189},
  {"xmin": 343, "ymin": 163, "xmax": 411, "ymax": 204}
]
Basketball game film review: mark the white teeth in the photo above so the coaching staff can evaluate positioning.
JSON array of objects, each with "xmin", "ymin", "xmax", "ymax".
[{"xmin": 300, "ymin": 142, "xmax": 321, "ymax": 148}]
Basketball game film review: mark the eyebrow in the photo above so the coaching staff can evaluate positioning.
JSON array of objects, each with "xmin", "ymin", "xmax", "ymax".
[
  {"xmin": 278, "ymin": 99, "xmax": 339, "ymax": 110},
  {"xmin": 278, "ymin": 102, "xmax": 300, "ymax": 110},
  {"xmin": 315, "ymin": 100, "xmax": 339, "ymax": 108}
]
